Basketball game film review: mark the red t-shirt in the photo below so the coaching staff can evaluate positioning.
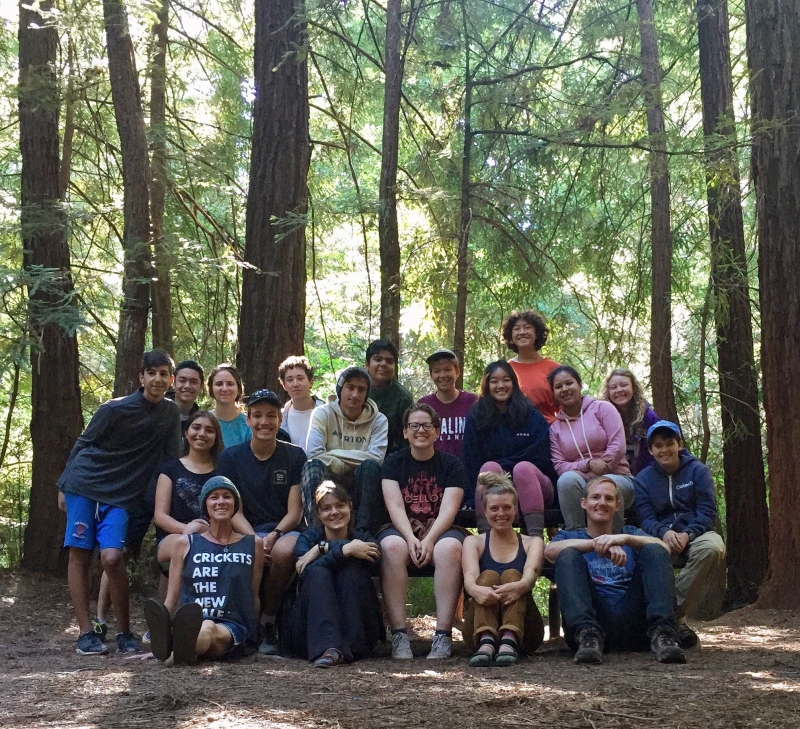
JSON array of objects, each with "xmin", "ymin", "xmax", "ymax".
[{"xmin": 508, "ymin": 358, "xmax": 560, "ymax": 424}]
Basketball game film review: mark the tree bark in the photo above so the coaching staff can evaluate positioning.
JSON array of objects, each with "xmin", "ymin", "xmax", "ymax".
[
  {"xmin": 149, "ymin": 0, "xmax": 172, "ymax": 355},
  {"xmin": 378, "ymin": 0, "xmax": 405, "ymax": 349},
  {"xmin": 747, "ymin": 0, "xmax": 800, "ymax": 608},
  {"xmin": 103, "ymin": 0, "xmax": 152, "ymax": 396},
  {"xmin": 697, "ymin": 0, "xmax": 768, "ymax": 608},
  {"xmin": 636, "ymin": 0, "xmax": 678, "ymax": 424},
  {"xmin": 19, "ymin": 1, "xmax": 83, "ymax": 573},
  {"xmin": 238, "ymin": 0, "xmax": 310, "ymax": 393}
]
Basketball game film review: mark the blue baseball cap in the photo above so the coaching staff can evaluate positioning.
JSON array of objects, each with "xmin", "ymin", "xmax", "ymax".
[{"xmin": 646, "ymin": 420, "xmax": 682, "ymax": 445}]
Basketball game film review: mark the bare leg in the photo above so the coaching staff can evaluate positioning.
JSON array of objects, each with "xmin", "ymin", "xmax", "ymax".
[
  {"xmin": 100, "ymin": 548, "xmax": 130, "ymax": 634},
  {"xmin": 380, "ymin": 536, "xmax": 411, "ymax": 630},
  {"xmin": 260, "ymin": 534, "xmax": 297, "ymax": 618},
  {"xmin": 68, "ymin": 548, "xmax": 94, "ymax": 635},
  {"xmin": 432, "ymin": 538, "xmax": 463, "ymax": 632},
  {"xmin": 97, "ymin": 571, "xmax": 111, "ymax": 623}
]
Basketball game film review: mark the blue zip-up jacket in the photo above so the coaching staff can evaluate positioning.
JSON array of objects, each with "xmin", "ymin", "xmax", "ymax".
[
  {"xmin": 634, "ymin": 449, "xmax": 717, "ymax": 541},
  {"xmin": 462, "ymin": 407, "xmax": 557, "ymax": 508}
]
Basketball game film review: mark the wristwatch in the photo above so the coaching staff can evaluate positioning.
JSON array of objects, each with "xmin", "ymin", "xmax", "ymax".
[
  {"xmin": 272, "ymin": 528, "xmax": 285, "ymax": 538},
  {"xmin": 318, "ymin": 539, "xmax": 328, "ymax": 554}
]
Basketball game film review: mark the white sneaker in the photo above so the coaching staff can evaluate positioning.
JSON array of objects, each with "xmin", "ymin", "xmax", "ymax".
[
  {"xmin": 427, "ymin": 633, "xmax": 452, "ymax": 659},
  {"xmin": 391, "ymin": 631, "xmax": 413, "ymax": 660}
]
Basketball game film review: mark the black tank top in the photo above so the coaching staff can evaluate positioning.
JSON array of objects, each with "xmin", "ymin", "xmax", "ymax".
[
  {"xmin": 179, "ymin": 533, "xmax": 257, "ymax": 643},
  {"xmin": 479, "ymin": 532, "xmax": 527, "ymax": 574}
]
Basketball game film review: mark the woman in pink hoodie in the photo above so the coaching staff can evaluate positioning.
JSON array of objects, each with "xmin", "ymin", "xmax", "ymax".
[{"xmin": 547, "ymin": 366, "xmax": 635, "ymax": 530}]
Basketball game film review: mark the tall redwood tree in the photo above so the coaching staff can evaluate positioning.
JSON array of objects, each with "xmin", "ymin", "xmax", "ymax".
[
  {"xmin": 19, "ymin": 1, "xmax": 83, "ymax": 572},
  {"xmin": 238, "ymin": 0, "xmax": 310, "ymax": 393},
  {"xmin": 747, "ymin": 0, "xmax": 800, "ymax": 608}
]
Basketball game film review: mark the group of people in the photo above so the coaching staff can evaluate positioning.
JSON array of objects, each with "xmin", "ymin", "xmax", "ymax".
[{"xmin": 56, "ymin": 310, "xmax": 725, "ymax": 668}]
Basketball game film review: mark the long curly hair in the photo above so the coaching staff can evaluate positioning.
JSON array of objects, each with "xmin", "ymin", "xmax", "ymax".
[{"xmin": 598, "ymin": 368, "xmax": 649, "ymax": 438}]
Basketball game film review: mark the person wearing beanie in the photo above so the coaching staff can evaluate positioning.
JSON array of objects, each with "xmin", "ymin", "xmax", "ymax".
[
  {"xmin": 145, "ymin": 475, "xmax": 265, "ymax": 666},
  {"xmin": 366, "ymin": 340, "xmax": 413, "ymax": 454},
  {"xmin": 301, "ymin": 366, "xmax": 389, "ymax": 536}
]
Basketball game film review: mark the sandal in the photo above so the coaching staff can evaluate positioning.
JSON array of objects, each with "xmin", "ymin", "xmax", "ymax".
[
  {"xmin": 314, "ymin": 648, "xmax": 343, "ymax": 668},
  {"xmin": 172, "ymin": 602, "xmax": 204, "ymax": 666},
  {"xmin": 469, "ymin": 636, "xmax": 497, "ymax": 668},
  {"xmin": 144, "ymin": 598, "xmax": 172, "ymax": 662},
  {"xmin": 494, "ymin": 636, "xmax": 519, "ymax": 667}
]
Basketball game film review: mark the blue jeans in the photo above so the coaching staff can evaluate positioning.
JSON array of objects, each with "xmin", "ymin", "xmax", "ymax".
[{"xmin": 555, "ymin": 544, "xmax": 677, "ymax": 651}]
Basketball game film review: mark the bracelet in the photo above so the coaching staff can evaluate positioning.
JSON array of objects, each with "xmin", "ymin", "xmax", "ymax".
[{"xmin": 272, "ymin": 528, "xmax": 285, "ymax": 538}]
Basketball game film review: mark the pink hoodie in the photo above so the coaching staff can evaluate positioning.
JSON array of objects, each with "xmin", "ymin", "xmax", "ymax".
[{"xmin": 549, "ymin": 396, "xmax": 631, "ymax": 479}]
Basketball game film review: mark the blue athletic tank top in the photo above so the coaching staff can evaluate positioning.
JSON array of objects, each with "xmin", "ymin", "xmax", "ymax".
[
  {"xmin": 479, "ymin": 532, "xmax": 527, "ymax": 574},
  {"xmin": 179, "ymin": 533, "xmax": 257, "ymax": 644}
]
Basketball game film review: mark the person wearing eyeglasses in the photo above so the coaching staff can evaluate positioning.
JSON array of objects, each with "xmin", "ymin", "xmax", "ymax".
[{"xmin": 378, "ymin": 402, "xmax": 467, "ymax": 660}]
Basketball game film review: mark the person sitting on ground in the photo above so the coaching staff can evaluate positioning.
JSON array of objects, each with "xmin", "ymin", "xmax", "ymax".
[
  {"xmin": 634, "ymin": 420, "xmax": 726, "ymax": 649},
  {"xmin": 301, "ymin": 367, "xmax": 388, "ymax": 535},
  {"xmin": 278, "ymin": 355, "xmax": 325, "ymax": 449},
  {"xmin": 462, "ymin": 472, "xmax": 545, "ymax": 667},
  {"xmin": 379, "ymin": 403, "xmax": 466, "ymax": 660},
  {"xmin": 544, "ymin": 476, "xmax": 686, "ymax": 665},
  {"xmin": 366, "ymin": 339, "xmax": 413, "ymax": 454},
  {"xmin": 145, "ymin": 476, "xmax": 265, "ymax": 666},
  {"xmin": 208, "ymin": 363, "xmax": 251, "ymax": 448},
  {"xmin": 462, "ymin": 360, "xmax": 558, "ymax": 536},
  {"xmin": 216, "ymin": 389, "xmax": 305, "ymax": 655},
  {"xmin": 548, "ymin": 365, "xmax": 635, "ymax": 531},
  {"xmin": 598, "ymin": 368, "xmax": 659, "ymax": 476},
  {"xmin": 57, "ymin": 349, "xmax": 182, "ymax": 656},
  {"xmin": 418, "ymin": 348, "xmax": 478, "ymax": 461},
  {"xmin": 283, "ymin": 482, "xmax": 383, "ymax": 668},
  {"xmin": 502, "ymin": 310, "xmax": 560, "ymax": 424}
]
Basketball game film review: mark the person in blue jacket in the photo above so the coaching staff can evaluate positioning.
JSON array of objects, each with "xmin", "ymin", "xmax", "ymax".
[
  {"xmin": 463, "ymin": 360, "xmax": 558, "ymax": 536},
  {"xmin": 634, "ymin": 421, "xmax": 726, "ymax": 649}
]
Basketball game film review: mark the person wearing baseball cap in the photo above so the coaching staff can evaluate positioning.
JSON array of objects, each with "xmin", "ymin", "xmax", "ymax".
[
  {"xmin": 216, "ymin": 388, "xmax": 306, "ymax": 656},
  {"xmin": 418, "ymin": 348, "xmax": 478, "ymax": 461},
  {"xmin": 634, "ymin": 421, "xmax": 725, "ymax": 650}
]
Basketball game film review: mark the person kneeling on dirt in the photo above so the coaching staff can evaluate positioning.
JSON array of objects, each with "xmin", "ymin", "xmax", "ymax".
[
  {"xmin": 544, "ymin": 476, "xmax": 686, "ymax": 665},
  {"xmin": 145, "ymin": 476, "xmax": 264, "ymax": 665},
  {"xmin": 462, "ymin": 472, "xmax": 545, "ymax": 667}
]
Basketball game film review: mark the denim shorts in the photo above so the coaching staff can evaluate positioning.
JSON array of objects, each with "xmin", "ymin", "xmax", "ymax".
[
  {"xmin": 63, "ymin": 493, "xmax": 128, "ymax": 551},
  {"xmin": 212, "ymin": 618, "xmax": 249, "ymax": 658}
]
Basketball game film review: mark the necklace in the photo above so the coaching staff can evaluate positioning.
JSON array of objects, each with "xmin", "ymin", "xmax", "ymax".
[{"xmin": 209, "ymin": 528, "xmax": 233, "ymax": 553}]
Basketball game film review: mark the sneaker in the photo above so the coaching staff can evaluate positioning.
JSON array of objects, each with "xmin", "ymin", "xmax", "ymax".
[
  {"xmin": 677, "ymin": 621, "xmax": 699, "ymax": 650},
  {"xmin": 141, "ymin": 630, "xmax": 151, "ymax": 645},
  {"xmin": 651, "ymin": 627, "xmax": 687, "ymax": 664},
  {"xmin": 76, "ymin": 630, "xmax": 109, "ymax": 656},
  {"xmin": 92, "ymin": 619, "xmax": 108, "ymax": 643},
  {"xmin": 573, "ymin": 627, "xmax": 604, "ymax": 665},
  {"xmin": 427, "ymin": 633, "xmax": 452, "ymax": 660},
  {"xmin": 391, "ymin": 631, "xmax": 414, "ymax": 660},
  {"xmin": 116, "ymin": 632, "xmax": 139, "ymax": 654},
  {"xmin": 258, "ymin": 623, "xmax": 280, "ymax": 656}
]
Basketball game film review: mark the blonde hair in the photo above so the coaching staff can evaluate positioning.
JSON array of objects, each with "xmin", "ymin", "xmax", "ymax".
[
  {"xmin": 315, "ymin": 480, "xmax": 352, "ymax": 509},
  {"xmin": 598, "ymin": 368, "xmax": 649, "ymax": 438},
  {"xmin": 583, "ymin": 476, "xmax": 621, "ymax": 500},
  {"xmin": 478, "ymin": 471, "xmax": 518, "ymax": 507}
]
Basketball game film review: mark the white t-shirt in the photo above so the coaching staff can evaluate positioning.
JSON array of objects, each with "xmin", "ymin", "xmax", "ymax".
[{"xmin": 283, "ymin": 405, "xmax": 317, "ymax": 450}]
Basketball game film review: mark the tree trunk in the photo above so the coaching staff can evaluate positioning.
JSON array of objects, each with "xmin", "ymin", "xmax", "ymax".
[
  {"xmin": 697, "ymin": 0, "xmax": 768, "ymax": 608},
  {"xmin": 636, "ymin": 0, "xmax": 678, "ymax": 424},
  {"xmin": 747, "ymin": 0, "xmax": 800, "ymax": 608},
  {"xmin": 149, "ymin": 0, "xmax": 172, "ymax": 355},
  {"xmin": 238, "ymin": 0, "xmax": 310, "ymax": 393},
  {"xmin": 19, "ymin": 1, "xmax": 83, "ymax": 573},
  {"xmin": 378, "ymin": 0, "xmax": 405, "ymax": 349},
  {"xmin": 103, "ymin": 0, "xmax": 152, "ymax": 396}
]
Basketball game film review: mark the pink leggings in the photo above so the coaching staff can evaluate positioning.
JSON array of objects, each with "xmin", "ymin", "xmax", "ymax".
[{"xmin": 475, "ymin": 461, "xmax": 554, "ymax": 519}]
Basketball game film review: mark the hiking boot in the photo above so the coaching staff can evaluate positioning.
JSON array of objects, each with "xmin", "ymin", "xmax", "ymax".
[
  {"xmin": 76, "ymin": 630, "xmax": 109, "ymax": 656},
  {"xmin": 427, "ymin": 633, "xmax": 452, "ymax": 660},
  {"xmin": 391, "ymin": 631, "xmax": 413, "ymax": 660},
  {"xmin": 92, "ymin": 619, "xmax": 108, "ymax": 643},
  {"xmin": 258, "ymin": 623, "xmax": 280, "ymax": 656},
  {"xmin": 573, "ymin": 627, "xmax": 604, "ymax": 665},
  {"xmin": 677, "ymin": 621, "xmax": 699, "ymax": 650},
  {"xmin": 651, "ymin": 627, "xmax": 687, "ymax": 664},
  {"xmin": 116, "ymin": 632, "xmax": 139, "ymax": 654}
]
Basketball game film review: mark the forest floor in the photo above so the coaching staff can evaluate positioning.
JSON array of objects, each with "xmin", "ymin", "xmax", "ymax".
[{"xmin": 1, "ymin": 569, "xmax": 799, "ymax": 729}]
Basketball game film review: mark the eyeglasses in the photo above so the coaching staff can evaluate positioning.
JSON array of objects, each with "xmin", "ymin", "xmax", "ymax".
[{"xmin": 406, "ymin": 422, "xmax": 435, "ymax": 432}]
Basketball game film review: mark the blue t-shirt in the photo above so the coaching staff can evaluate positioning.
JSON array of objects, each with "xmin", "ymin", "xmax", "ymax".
[
  {"xmin": 551, "ymin": 526, "xmax": 648, "ymax": 603},
  {"xmin": 213, "ymin": 412, "xmax": 252, "ymax": 449}
]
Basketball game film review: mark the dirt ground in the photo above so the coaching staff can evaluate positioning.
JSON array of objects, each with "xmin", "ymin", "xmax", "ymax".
[{"xmin": 2, "ymin": 570, "xmax": 799, "ymax": 729}]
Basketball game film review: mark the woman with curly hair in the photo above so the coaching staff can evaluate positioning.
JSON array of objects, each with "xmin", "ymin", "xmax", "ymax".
[
  {"xmin": 501, "ymin": 310, "xmax": 560, "ymax": 423},
  {"xmin": 598, "ymin": 368, "xmax": 659, "ymax": 476}
]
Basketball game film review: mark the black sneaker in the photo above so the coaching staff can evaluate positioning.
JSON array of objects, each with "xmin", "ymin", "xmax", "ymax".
[
  {"xmin": 92, "ymin": 619, "xmax": 108, "ymax": 643},
  {"xmin": 678, "ymin": 621, "xmax": 699, "ymax": 650},
  {"xmin": 258, "ymin": 623, "xmax": 280, "ymax": 656},
  {"xmin": 651, "ymin": 627, "xmax": 687, "ymax": 664},
  {"xmin": 573, "ymin": 627, "xmax": 604, "ymax": 664}
]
